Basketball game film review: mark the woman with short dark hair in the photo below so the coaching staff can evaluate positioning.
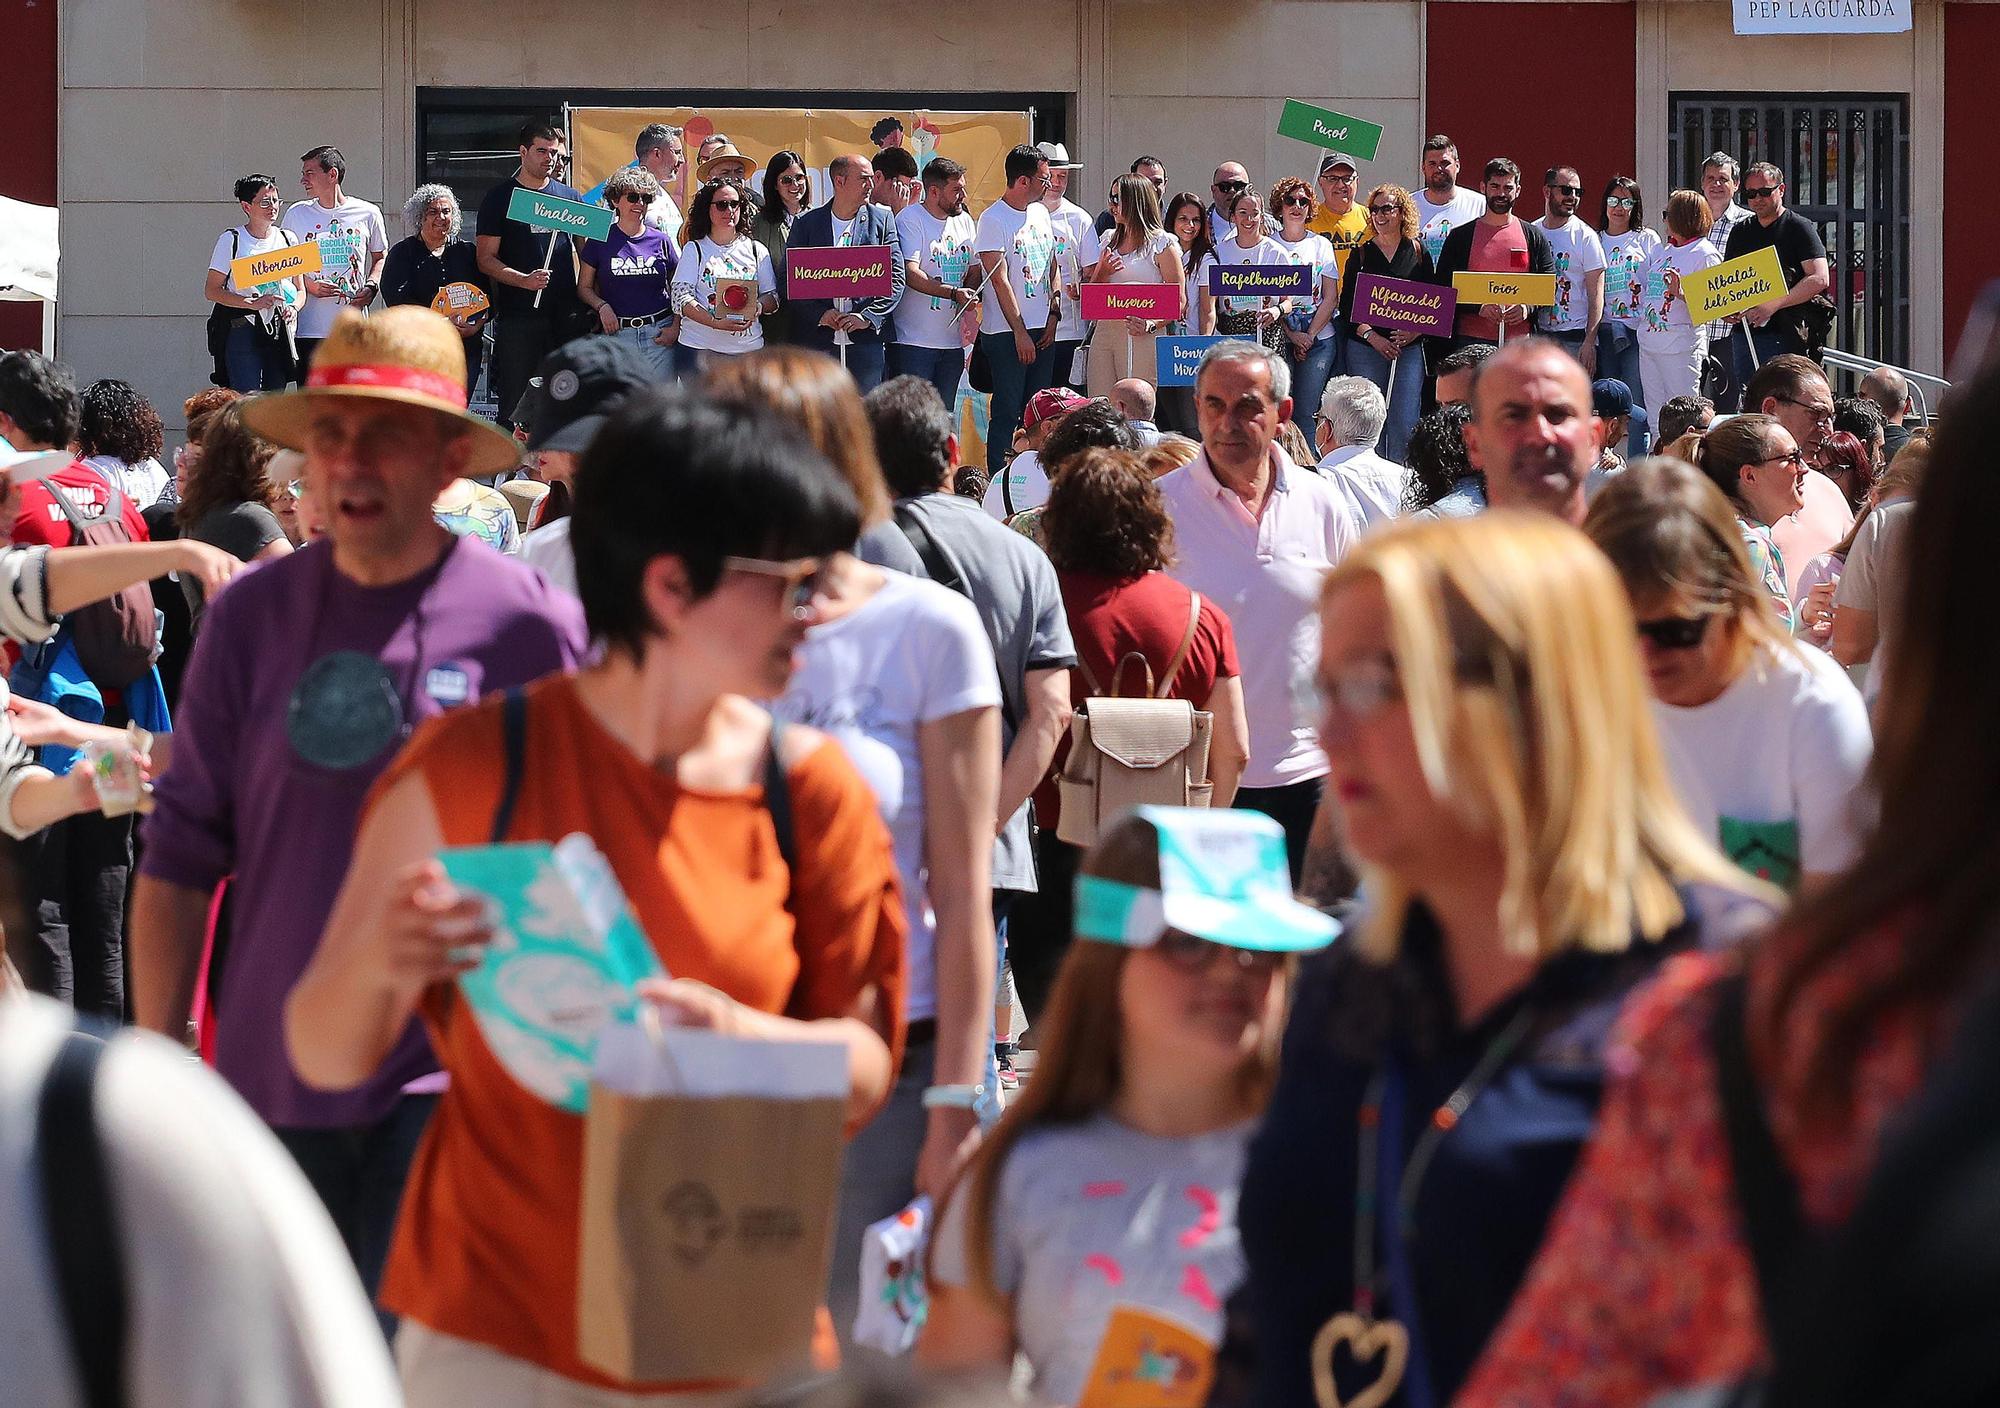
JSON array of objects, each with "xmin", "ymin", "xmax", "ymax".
[{"xmin": 203, "ymin": 173, "xmax": 303, "ymax": 392}]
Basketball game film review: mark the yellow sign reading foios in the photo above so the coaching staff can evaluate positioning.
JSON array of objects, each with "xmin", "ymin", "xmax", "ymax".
[
  {"xmin": 1451, "ymin": 272, "xmax": 1558, "ymax": 306},
  {"xmin": 1683, "ymin": 245, "xmax": 1787, "ymax": 327},
  {"xmin": 229, "ymin": 240, "xmax": 322, "ymax": 291}
]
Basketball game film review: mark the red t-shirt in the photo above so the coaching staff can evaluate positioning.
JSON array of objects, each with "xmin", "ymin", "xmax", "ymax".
[
  {"xmin": 1459, "ymin": 216, "xmax": 1532, "ymax": 342},
  {"xmin": 11, "ymin": 461, "xmax": 151, "ymax": 548},
  {"xmin": 1036, "ymin": 569, "xmax": 1242, "ymax": 826}
]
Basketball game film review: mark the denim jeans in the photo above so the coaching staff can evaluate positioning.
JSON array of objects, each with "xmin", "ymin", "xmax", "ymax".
[
  {"xmin": 224, "ymin": 319, "xmax": 290, "ymax": 392},
  {"xmin": 979, "ymin": 330, "xmax": 1061, "ymax": 478},
  {"xmin": 1596, "ymin": 324, "xmax": 1650, "ymax": 456},
  {"xmin": 831, "ymin": 337, "xmax": 888, "ymax": 394},
  {"xmin": 276, "ymin": 1094, "xmax": 439, "ymax": 1337},
  {"xmin": 888, "ymin": 343, "xmax": 965, "ymax": 418},
  {"xmin": 1730, "ymin": 323, "xmax": 1791, "ymax": 402},
  {"xmin": 1287, "ymin": 334, "xmax": 1341, "ymax": 440},
  {"xmin": 614, "ymin": 321, "xmax": 676, "ymax": 379},
  {"xmin": 1344, "ymin": 336, "xmax": 1425, "ymax": 465}
]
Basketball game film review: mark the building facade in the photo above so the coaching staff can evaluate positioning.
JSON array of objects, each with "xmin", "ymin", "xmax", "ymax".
[{"xmin": 4, "ymin": 0, "xmax": 1991, "ymax": 427}]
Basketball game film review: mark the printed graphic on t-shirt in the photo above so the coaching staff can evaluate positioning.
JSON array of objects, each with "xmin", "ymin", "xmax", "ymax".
[
  {"xmin": 1420, "ymin": 213, "xmax": 1455, "ymax": 266},
  {"xmin": 1553, "ymin": 251, "xmax": 1575, "ymax": 324},
  {"xmin": 1718, "ymin": 815, "xmax": 1800, "ymax": 891},
  {"xmin": 1016, "ymin": 225, "xmax": 1055, "ymax": 304},
  {"xmin": 315, "ymin": 219, "xmax": 367, "ymax": 294},
  {"xmin": 1076, "ymin": 1305, "xmax": 1215, "ymax": 1408},
  {"xmin": 1606, "ymin": 244, "xmax": 1648, "ymax": 324},
  {"xmin": 927, "ymin": 232, "xmax": 974, "ymax": 311}
]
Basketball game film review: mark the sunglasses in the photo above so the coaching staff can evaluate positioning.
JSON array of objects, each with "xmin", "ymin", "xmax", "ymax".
[
  {"xmin": 1635, "ymin": 615, "xmax": 1710, "ymax": 651},
  {"xmin": 617, "ymin": 193, "xmax": 649, "ymax": 204},
  {"xmin": 1215, "ymin": 179, "xmax": 1248, "ymax": 193},
  {"xmin": 1154, "ymin": 931, "xmax": 1284, "ymax": 975},
  {"xmin": 1743, "ymin": 185, "xmax": 1778, "ymax": 200},
  {"xmin": 710, "ymin": 199, "xmax": 743, "ymax": 211},
  {"xmin": 722, "ymin": 555, "xmax": 828, "ymax": 613},
  {"xmin": 1550, "ymin": 184, "xmax": 1582, "ymax": 196},
  {"xmin": 1369, "ymin": 204, "xmax": 1400, "ymax": 215},
  {"xmin": 779, "ymin": 172, "xmax": 808, "ymax": 184},
  {"xmin": 1283, "ymin": 195, "xmax": 1313, "ymax": 208},
  {"xmin": 1607, "ymin": 196, "xmax": 1636, "ymax": 210}
]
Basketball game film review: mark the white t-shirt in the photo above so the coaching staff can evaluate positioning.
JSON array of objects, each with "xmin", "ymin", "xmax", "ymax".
[
  {"xmin": 983, "ymin": 449, "xmax": 1047, "ymax": 521},
  {"xmin": 1652, "ymin": 641, "xmax": 1873, "ymax": 887},
  {"xmin": 207, "ymin": 225, "xmax": 302, "ymax": 300},
  {"xmin": 646, "ymin": 192, "xmax": 684, "ymax": 243},
  {"xmin": 894, "ymin": 205, "xmax": 978, "ymax": 350},
  {"xmin": 1213, "ymin": 234, "xmax": 1293, "ymax": 315},
  {"xmin": 280, "ymin": 196, "xmax": 387, "ymax": 340},
  {"xmin": 1044, "ymin": 199, "xmax": 1103, "ymax": 343},
  {"xmin": 1601, "ymin": 228, "xmax": 1663, "ymax": 330},
  {"xmin": 0, "ymin": 993, "xmax": 401, "ymax": 1408},
  {"xmin": 773, "ymin": 571, "xmax": 1000, "ymax": 1023},
  {"xmin": 1177, "ymin": 251, "xmax": 1216, "ymax": 335},
  {"xmin": 669, "ymin": 236, "xmax": 778, "ymax": 354},
  {"xmin": 975, "ymin": 199, "xmax": 1058, "ymax": 337},
  {"xmin": 1415, "ymin": 186, "xmax": 1488, "ymax": 265},
  {"xmin": 1640, "ymin": 239, "xmax": 1723, "ymax": 339},
  {"xmin": 518, "ymin": 517, "xmax": 579, "ymax": 599},
  {"xmin": 81, "ymin": 454, "xmax": 169, "ymax": 510},
  {"xmin": 1274, "ymin": 231, "xmax": 1339, "ymax": 341},
  {"xmin": 1833, "ymin": 495, "xmax": 1914, "ymax": 707},
  {"xmin": 1537, "ymin": 216, "xmax": 1608, "ymax": 333}
]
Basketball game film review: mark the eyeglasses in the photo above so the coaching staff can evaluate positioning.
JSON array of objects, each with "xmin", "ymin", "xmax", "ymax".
[
  {"xmin": 1758, "ymin": 448, "xmax": 1808, "ymax": 471},
  {"xmin": 1775, "ymin": 395, "xmax": 1835, "ymax": 425},
  {"xmin": 1321, "ymin": 172, "xmax": 1357, "ymax": 184},
  {"xmin": 1369, "ymin": 204, "xmax": 1400, "ymax": 216},
  {"xmin": 1320, "ymin": 656, "xmax": 1402, "ymax": 723},
  {"xmin": 250, "ymin": 194, "xmax": 282, "ymax": 207},
  {"xmin": 1283, "ymin": 195, "xmax": 1313, "ymax": 208},
  {"xmin": 722, "ymin": 555, "xmax": 829, "ymax": 613},
  {"xmin": 1742, "ymin": 185, "xmax": 1778, "ymax": 200},
  {"xmin": 1634, "ymin": 615, "xmax": 1711, "ymax": 651},
  {"xmin": 1214, "ymin": 179, "xmax": 1248, "ymax": 193},
  {"xmin": 1550, "ymin": 184, "xmax": 1582, "ymax": 196},
  {"xmin": 1153, "ymin": 931, "xmax": 1284, "ymax": 975},
  {"xmin": 1607, "ymin": 197, "xmax": 1636, "ymax": 210}
]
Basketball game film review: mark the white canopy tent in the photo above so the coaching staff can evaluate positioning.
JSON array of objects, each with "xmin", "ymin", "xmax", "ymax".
[{"xmin": 0, "ymin": 196, "xmax": 59, "ymax": 354}]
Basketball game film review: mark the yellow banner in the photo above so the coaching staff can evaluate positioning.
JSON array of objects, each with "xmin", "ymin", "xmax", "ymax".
[
  {"xmin": 567, "ymin": 107, "xmax": 1032, "ymax": 217},
  {"xmin": 1683, "ymin": 245, "xmax": 1788, "ymax": 327},
  {"xmin": 230, "ymin": 240, "xmax": 321, "ymax": 290},
  {"xmin": 1451, "ymin": 271, "xmax": 1558, "ymax": 307}
]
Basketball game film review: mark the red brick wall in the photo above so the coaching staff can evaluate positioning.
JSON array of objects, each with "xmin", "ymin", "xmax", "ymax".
[{"xmin": 0, "ymin": 0, "xmax": 58, "ymax": 353}]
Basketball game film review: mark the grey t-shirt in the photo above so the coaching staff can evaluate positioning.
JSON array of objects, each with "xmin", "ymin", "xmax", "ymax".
[
  {"xmin": 1833, "ymin": 496, "xmax": 1913, "ymax": 706},
  {"xmin": 932, "ymin": 1114, "xmax": 1252, "ymax": 1406},
  {"xmin": 183, "ymin": 500, "xmax": 286, "ymax": 628},
  {"xmin": 892, "ymin": 492, "xmax": 1076, "ymax": 891}
]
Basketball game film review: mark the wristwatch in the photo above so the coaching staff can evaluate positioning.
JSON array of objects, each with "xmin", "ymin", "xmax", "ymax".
[{"xmin": 921, "ymin": 1083, "xmax": 988, "ymax": 1110}]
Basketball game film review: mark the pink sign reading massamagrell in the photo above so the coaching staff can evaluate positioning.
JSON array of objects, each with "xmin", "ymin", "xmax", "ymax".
[{"xmin": 785, "ymin": 245, "xmax": 897, "ymax": 299}]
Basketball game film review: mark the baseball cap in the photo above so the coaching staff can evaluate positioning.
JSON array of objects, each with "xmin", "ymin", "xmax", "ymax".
[
  {"xmin": 1074, "ymin": 806, "xmax": 1340, "ymax": 954},
  {"xmin": 0, "ymin": 445, "xmax": 71, "ymax": 486},
  {"xmin": 1034, "ymin": 141, "xmax": 1083, "ymax": 171},
  {"xmin": 1318, "ymin": 153, "xmax": 1359, "ymax": 174},
  {"xmin": 516, "ymin": 337, "xmax": 659, "ymax": 455},
  {"xmin": 1022, "ymin": 387, "xmax": 1087, "ymax": 432},
  {"xmin": 1592, "ymin": 378, "xmax": 1634, "ymax": 419}
]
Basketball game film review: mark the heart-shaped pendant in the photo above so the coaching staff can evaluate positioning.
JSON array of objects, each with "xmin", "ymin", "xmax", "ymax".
[{"xmin": 1310, "ymin": 1311, "xmax": 1409, "ymax": 1408}]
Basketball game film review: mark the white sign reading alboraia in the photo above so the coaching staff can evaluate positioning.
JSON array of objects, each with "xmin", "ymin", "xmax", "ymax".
[{"xmin": 1734, "ymin": 0, "xmax": 1910, "ymax": 34}]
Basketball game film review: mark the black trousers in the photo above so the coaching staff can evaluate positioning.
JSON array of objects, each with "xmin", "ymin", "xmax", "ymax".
[
  {"xmin": 490, "ymin": 310, "xmax": 570, "ymax": 429},
  {"xmin": 1234, "ymin": 778, "xmax": 1325, "ymax": 886},
  {"xmin": 23, "ymin": 809, "xmax": 135, "ymax": 1020},
  {"xmin": 1004, "ymin": 827, "xmax": 1082, "ymax": 1030}
]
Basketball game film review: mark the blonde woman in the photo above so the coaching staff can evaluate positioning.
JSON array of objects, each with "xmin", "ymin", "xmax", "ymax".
[
  {"xmin": 923, "ymin": 807, "xmax": 1336, "ymax": 1404},
  {"xmin": 1085, "ymin": 174, "xmax": 1184, "ymax": 397},
  {"xmin": 1337, "ymin": 184, "xmax": 1436, "ymax": 462},
  {"xmin": 1585, "ymin": 458, "xmax": 1871, "ymax": 893},
  {"xmin": 1230, "ymin": 512, "xmax": 1765, "ymax": 1408}
]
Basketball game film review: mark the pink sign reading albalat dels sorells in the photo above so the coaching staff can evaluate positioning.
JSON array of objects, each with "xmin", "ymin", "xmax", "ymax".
[{"xmin": 786, "ymin": 245, "xmax": 896, "ymax": 299}]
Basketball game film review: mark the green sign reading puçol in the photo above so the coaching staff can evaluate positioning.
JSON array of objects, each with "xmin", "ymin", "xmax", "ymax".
[{"xmin": 1276, "ymin": 100, "xmax": 1384, "ymax": 164}]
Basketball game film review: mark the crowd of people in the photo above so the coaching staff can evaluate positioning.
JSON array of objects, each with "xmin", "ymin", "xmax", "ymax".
[{"xmin": 0, "ymin": 109, "xmax": 1980, "ymax": 1408}]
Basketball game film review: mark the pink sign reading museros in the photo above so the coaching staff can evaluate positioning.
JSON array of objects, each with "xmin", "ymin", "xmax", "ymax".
[
  {"xmin": 1080, "ymin": 283, "xmax": 1181, "ymax": 321},
  {"xmin": 786, "ymin": 246, "xmax": 897, "ymax": 300}
]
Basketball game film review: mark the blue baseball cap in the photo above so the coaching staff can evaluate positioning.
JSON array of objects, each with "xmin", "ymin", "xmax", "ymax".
[{"xmin": 1074, "ymin": 806, "xmax": 1339, "ymax": 954}]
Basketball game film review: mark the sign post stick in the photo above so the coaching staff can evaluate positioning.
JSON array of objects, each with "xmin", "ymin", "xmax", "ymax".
[
  {"xmin": 1381, "ymin": 352, "xmax": 1396, "ymax": 419},
  {"xmin": 532, "ymin": 232, "xmax": 558, "ymax": 310},
  {"xmin": 1739, "ymin": 319, "xmax": 1761, "ymax": 371},
  {"xmin": 1497, "ymin": 314, "xmax": 1507, "ymax": 348}
]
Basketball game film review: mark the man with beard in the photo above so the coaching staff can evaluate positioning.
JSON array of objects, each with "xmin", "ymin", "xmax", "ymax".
[
  {"xmin": 1462, "ymin": 336, "xmax": 1599, "ymax": 526},
  {"xmin": 1434, "ymin": 158, "xmax": 1555, "ymax": 352},
  {"xmin": 892, "ymin": 157, "xmax": 981, "ymax": 411},
  {"xmin": 1413, "ymin": 134, "xmax": 1488, "ymax": 265},
  {"xmin": 1534, "ymin": 165, "xmax": 1606, "ymax": 372}
]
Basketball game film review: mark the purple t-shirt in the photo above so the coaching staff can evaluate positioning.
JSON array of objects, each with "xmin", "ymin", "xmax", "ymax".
[
  {"xmin": 140, "ymin": 535, "xmax": 589, "ymax": 1129},
  {"xmin": 580, "ymin": 225, "xmax": 677, "ymax": 319}
]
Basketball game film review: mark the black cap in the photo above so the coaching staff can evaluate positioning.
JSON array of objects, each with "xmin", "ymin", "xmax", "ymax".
[{"xmin": 519, "ymin": 336, "xmax": 659, "ymax": 454}]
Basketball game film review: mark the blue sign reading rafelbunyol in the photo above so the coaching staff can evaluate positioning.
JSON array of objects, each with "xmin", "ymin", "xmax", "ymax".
[
  {"xmin": 1207, "ymin": 264, "xmax": 1315, "ymax": 299},
  {"xmin": 1156, "ymin": 335, "xmax": 1227, "ymax": 387}
]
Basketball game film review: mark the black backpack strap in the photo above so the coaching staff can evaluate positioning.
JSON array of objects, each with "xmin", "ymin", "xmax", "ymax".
[
  {"xmin": 1712, "ymin": 969, "xmax": 1814, "ymax": 1350},
  {"xmin": 764, "ymin": 712, "xmax": 796, "ymax": 912},
  {"xmin": 38, "ymin": 1024, "xmax": 128, "ymax": 1408},
  {"xmin": 491, "ymin": 686, "xmax": 528, "ymax": 844},
  {"xmin": 891, "ymin": 499, "xmax": 967, "ymax": 598}
]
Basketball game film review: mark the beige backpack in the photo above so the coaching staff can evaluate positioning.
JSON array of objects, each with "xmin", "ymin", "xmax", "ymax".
[{"xmin": 1055, "ymin": 591, "xmax": 1215, "ymax": 847}]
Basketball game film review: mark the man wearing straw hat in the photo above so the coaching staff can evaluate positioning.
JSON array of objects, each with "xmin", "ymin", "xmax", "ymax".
[{"xmin": 130, "ymin": 306, "xmax": 588, "ymax": 1313}]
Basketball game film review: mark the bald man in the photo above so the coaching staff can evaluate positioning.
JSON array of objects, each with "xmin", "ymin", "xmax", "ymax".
[
  {"xmin": 1462, "ymin": 336, "xmax": 1601, "ymax": 525},
  {"xmin": 1859, "ymin": 365, "xmax": 1914, "ymax": 460},
  {"xmin": 785, "ymin": 152, "xmax": 906, "ymax": 393}
]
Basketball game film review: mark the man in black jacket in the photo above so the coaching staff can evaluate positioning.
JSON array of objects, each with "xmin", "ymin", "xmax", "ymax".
[{"xmin": 1433, "ymin": 158, "xmax": 1555, "ymax": 352}]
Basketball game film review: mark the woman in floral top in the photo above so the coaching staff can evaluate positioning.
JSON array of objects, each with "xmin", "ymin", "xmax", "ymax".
[
  {"xmin": 1688, "ymin": 415, "xmax": 1803, "ymax": 631},
  {"xmin": 1457, "ymin": 351, "xmax": 2000, "ymax": 1407}
]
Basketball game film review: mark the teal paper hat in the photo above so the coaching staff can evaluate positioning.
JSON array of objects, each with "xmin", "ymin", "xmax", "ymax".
[{"xmin": 1074, "ymin": 806, "xmax": 1340, "ymax": 954}]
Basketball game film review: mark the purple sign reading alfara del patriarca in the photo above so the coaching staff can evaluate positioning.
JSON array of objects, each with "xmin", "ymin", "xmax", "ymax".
[
  {"xmin": 1350, "ymin": 273, "xmax": 1457, "ymax": 337},
  {"xmin": 786, "ymin": 245, "xmax": 897, "ymax": 300}
]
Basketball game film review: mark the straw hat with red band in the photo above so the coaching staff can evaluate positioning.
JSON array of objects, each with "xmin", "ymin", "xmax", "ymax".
[{"xmin": 239, "ymin": 306, "xmax": 522, "ymax": 478}]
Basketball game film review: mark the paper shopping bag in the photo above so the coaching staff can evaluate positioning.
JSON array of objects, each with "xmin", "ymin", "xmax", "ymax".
[{"xmin": 576, "ymin": 1025, "xmax": 849, "ymax": 1384}]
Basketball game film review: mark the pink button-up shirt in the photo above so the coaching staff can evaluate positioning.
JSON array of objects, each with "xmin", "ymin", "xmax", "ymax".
[{"xmin": 1158, "ymin": 446, "xmax": 1357, "ymax": 789}]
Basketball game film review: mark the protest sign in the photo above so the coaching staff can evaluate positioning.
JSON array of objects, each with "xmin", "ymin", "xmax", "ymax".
[
  {"xmin": 1081, "ymin": 283, "xmax": 1180, "ymax": 321},
  {"xmin": 1276, "ymin": 100, "xmax": 1385, "ymax": 164},
  {"xmin": 1157, "ymin": 335, "xmax": 1225, "ymax": 386},
  {"xmin": 1350, "ymin": 274, "xmax": 1456, "ymax": 337},
  {"xmin": 506, "ymin": 185, "xmax": 616, "ymax": 242},
  {"xmin": 1208, "ymin": 264, "xmax": 1315, "ymax": 299},
  {"xmin": 1683, "ymin": 245, "xmax": 1788, "ymax": 326},
  {"xmin": 229, "ymin": 239, "xmax": 321, "ymax": 291},
  {"xmin": 786, "ymin": 246, "xmax": 896, "ymax": 300},
  {"xmin": 1451, "ymin": 272, "xmax": 1558, "ymax": 306}
]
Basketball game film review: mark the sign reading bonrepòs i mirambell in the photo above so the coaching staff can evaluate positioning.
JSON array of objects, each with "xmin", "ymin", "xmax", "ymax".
[
  {"xmin": 1276, "ymin": 100, "xmax": 1384, "ymax": 164},
  {"xmin": 1157, "ymin": 336, "xmax": 1225, "ymax": 387},
  {"xmin": 507, "ymin": 185, "xmax": 617, "ymax": 242},
  {"xmin": 1734, "ymin": 0, "xmax": 1908, "ymax": 34}
]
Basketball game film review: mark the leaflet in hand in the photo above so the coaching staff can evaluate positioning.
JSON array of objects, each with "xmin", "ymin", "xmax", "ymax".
[{"xmin": 443, "ymin": 833, "xmax": 664, "ymax": 1113}]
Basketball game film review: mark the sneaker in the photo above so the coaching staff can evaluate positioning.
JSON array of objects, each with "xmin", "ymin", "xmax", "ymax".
[{"xmin": 994, "ymin": 1041, "xmax": 1020, "ymax": 1091}]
